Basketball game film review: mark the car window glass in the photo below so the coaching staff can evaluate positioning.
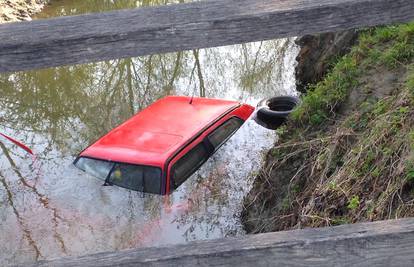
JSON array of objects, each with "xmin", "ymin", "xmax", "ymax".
[
  {"xmin": 172, "ymin": 143, "xmax": 208, "ymax": 189},
  {"xmin": 75, "ymin": 157, "xmax": 114, "ymax": 180},
  {"xmin": 108, "ymin": 163, "xmax": 162, "ymax": 194},
  {"xmin": 144, "ymin": 167, "xmax": 162, "ymax": 194},
  {"xmin": 208, "ymin": 117, "xmax": 243, "ymax": 149},
  {"xmin": 109, "ymin": 164, "xmax": 144, "ymax": 191}
]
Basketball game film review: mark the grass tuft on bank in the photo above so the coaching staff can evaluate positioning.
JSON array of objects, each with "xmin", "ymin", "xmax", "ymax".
[{"xmin": 242, "ymin": 21, "xmax": 414, "ymax": 233}]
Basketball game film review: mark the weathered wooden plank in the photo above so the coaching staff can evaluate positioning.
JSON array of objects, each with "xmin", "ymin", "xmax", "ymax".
[
  {"xmin": 1, "ymin": 0, "xmax": 414, "ymax": 73},
  {"xmin": 24, "ymin": 218, "xmax": 414, "ymax": 267}
]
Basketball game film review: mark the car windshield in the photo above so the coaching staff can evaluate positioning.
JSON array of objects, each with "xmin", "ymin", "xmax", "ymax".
[{"xmin": 74, "ymin": 157, "xmax": 162, "ymax": 194}]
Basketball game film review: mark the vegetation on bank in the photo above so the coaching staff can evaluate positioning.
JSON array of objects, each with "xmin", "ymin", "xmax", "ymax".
[{"xmin": 242, "ymin": 22, "xmax": 414, "ymax": 233}]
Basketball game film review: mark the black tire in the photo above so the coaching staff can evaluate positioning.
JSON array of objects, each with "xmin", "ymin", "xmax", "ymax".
[{"xmin": 254, "ymin": 96, "xmax": 300, "ymax": 129}]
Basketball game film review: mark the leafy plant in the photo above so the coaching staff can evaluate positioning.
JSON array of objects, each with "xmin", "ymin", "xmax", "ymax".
[{"xmin": 347, "ymin": 196, "xmax": 360, "ymax": 210}]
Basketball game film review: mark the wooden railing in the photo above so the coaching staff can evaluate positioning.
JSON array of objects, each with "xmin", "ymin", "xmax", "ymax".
[
  {"xmin": 0, "ymin": 0, "xmax": 413, "ymax": 73},
  {"xmin": 27, "ymin": 218, "xmax": 414, "ymax": 266}
]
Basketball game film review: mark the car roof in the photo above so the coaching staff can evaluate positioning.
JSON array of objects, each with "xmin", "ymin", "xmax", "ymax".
[{"xmin": 80, "ymin": 96, "xmax": 241, "ymax": 167}]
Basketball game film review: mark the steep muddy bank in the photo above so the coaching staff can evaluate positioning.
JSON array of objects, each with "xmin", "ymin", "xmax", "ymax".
[
  {"xmin": 242, "ymin": 22, "xmax": 414, "ymax": 233},
  {"xmin": 295, "ymin": 30, "xmax": 359, "ymax": 93},
  {"xmin": 0, "ymin": 0, "xmax": 49, "ymax": 23}
]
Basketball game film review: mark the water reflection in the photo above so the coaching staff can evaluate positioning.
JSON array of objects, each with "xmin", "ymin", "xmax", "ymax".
[
  {"xmin": 35, "ymin": 0, "xmax": 191, "ymax": 18},
  {"xmin": 0, "ymin": 0, "xmax": 299, "ymax": 265}
]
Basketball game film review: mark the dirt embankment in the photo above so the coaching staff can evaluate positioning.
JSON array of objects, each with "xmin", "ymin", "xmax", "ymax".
[
  {"xmin": 0, "ymin": 0, "xmax": 49, "ymax": 23},
  {"xmin": 295, "ymin": 30, "xmax": 359, "ymax": 93},
  {"xmin": 242, "ymin": 23, "xmax": 414, "ymax": 233}
]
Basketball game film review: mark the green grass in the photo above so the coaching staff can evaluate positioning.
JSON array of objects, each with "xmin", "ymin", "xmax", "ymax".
[
  {"xmin": 291, "ymin": 21, "xmax": 414, "ymax": 126},
  {"xmin": 291, "ymin": 55, "xmax": 359, "ymax": 125},
  {"xmin": 347, "ymin": 196, "xmax": 360, "ymax": 210},
  {"xmin": 408, "ymin": 64, "xmax": 414, "ymax": 97},
  {"xmin": 361, "ymin": 23, "xmax": 414, "ymax": 68},
  {"xmin": 381, "ymin": 41, "xmax": 414, "ymax": 68},
  {"xmin": 409, "ymin": 130, "xmax": 414, "ymax": 149},
  {"xmin": 407, "ymin": 167, "xmax": 414, "ymax": 183}
]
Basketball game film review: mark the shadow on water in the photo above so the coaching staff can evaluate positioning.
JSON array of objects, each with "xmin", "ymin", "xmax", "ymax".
[{"xmin": 0, "ymin": 0, "xmax": 299, "ymax": 265}]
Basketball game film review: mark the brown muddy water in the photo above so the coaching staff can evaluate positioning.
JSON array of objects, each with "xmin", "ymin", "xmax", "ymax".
[{"xmin": 0, "ymin": 0, "xmax": 299, "ymax": 265}]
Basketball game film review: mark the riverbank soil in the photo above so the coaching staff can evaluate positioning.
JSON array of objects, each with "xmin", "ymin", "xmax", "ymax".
[
  {"xmin": 242, "ymin": 22, "xmax": 414, "ymax": 233},
  {"xmin": 0, "ymin": 0, "xmax": 49, "ymax": 23},
  {"xmin": 295, "ymin": 30, "xmax": 359, "ymax": 93}
]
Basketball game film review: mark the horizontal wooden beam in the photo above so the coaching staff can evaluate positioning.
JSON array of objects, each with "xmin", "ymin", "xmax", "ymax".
[
  {"xmin": 26, "ymin": 218, "xmax": 414, "ymax": 266},
  {"xmin": 1, "ymin": 0, "xmax": 414, "ymax": 73}
]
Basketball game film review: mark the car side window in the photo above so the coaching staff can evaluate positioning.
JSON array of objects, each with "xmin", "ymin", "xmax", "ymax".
[
  {"xmin": 208, "ymin": 117, "xmax": 243, "ymax": 149},
  {"xmin": 172, "ymin": 143, "xmax": 209, "ymax": 189}
]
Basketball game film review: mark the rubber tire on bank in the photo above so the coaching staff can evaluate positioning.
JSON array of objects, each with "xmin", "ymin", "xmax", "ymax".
[{"xmin": 255, "ymin": 96, "xmax": 300, "ymax": 129}]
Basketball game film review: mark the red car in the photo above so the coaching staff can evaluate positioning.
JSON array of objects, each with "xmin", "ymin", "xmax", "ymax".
[{"xmin": 74, "ymin": 96, "xmax": 254, "ymax": 195}]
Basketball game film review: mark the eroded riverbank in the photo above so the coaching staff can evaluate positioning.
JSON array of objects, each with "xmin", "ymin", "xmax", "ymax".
[{"xmin": 242, "ymin": 22, "xmax": 414, "ymax": 233}]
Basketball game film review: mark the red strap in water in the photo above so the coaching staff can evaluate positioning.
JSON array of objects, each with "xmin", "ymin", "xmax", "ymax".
[{"xmin": 0, "ymin": 133, "xmax": 34, "ymax": 155}]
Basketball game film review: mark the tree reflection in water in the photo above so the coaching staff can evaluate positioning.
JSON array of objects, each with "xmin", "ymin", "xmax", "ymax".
[{"xmin": 0, "ymin": 0, "xmax": 299, "ymax": 265}]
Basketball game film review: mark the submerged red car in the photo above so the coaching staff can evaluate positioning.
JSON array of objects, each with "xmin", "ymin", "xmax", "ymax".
[{"xmin": 74, "ymin": 96, "xmax": 254, "ymax": 195}]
